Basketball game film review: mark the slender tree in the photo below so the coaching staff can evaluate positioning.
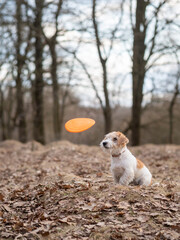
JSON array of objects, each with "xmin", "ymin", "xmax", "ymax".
[
  {"xmin": 168, "ymin": 55, "xmax": 180, "ymax": 143},
  {"xmin": 131, "ymin": 0, "xmax": 175, "ymax": 145},
  {"xmin": 168, "ymin": 84, "xmax": 179, "ymax": 144},
  {"xmin": 33, "ymin": 0, "xmax": 45, "ymax": 144},
  {"xmin": 0, "ymin": 82, "xmax": 6, "ymax": 140},
  {"xmin": 42, "ymin": 0, "xmax": 63, "ymax": 140},
  {"xmin": 92, "ymin": 0, "xmax": 112, "ymax": 133},
  {"xmin": 131, "ymin": 0, "xmax": 148, "ymax": 145},
  {"xmin": 15, "ymin": 0, "xmax": 27, "ymax": 142},
  {"xmin": 63, "ymin": 0, "xmax": 124, "ymax": 135}
]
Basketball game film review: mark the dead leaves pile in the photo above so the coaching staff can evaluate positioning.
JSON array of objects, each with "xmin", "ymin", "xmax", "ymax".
[{"xmin": 0, "ymin": 141, "xmax": 180, "ymax": 239}]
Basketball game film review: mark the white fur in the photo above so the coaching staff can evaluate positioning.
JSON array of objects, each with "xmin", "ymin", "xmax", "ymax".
[{"xmin": 100, "ymin": 132, "xmax": 152, "ymax": 186}]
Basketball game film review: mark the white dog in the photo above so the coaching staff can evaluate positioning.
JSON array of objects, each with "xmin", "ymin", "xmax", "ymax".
[{"xmin": 100, "ymin": 131, "xmax": 152, "ymax": 186}]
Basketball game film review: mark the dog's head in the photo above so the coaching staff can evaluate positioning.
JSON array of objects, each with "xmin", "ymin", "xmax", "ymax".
[{"xmin": 100, "ymin": 131, "xmax": 129, "ymax": 153}]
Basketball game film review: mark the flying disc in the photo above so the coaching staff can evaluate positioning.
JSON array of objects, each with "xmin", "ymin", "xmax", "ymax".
[{"xmin": 65, "ymin": 118, "xmax": 95, "ymax": 133}]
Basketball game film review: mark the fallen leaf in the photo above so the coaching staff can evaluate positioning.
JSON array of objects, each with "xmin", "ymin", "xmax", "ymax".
[
  {"xmin": 13, "ymin": 201, "xmax": 26, "ymax": 208},
  {"xmin": 0, "ymin": 192, "xmax": 4, "ymax": 201},
  {"xmin": 13, "ymin": 221, "xmax": 24, "ymax": 230},
  {"xmin": 97, "ymin": 221, "xmax": 106, "ymax": 227},
  {"xmin": 96, "ymin": 172, "xmax": 103, "ymax": 177},
  {"xmin": 117, "ymin": 201, "xmax": 130, "ymax": 210},
  {"xmin": 137, "ymin": 215, "xmax": 149, "ymax": 223},
  {"xmin": 59, "ymin": 217, "xmax": 71, "ymax": 224},
  {"xmin": 1, "ymin": 232, "xmax": 14, "ymax": 238},
  {"xmin": 116, "ymin": 211, "xmax": 125, "ymax": 217}
]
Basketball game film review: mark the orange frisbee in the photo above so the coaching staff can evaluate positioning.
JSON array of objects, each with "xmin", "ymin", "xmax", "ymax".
[{"xmin": 65, "ymin": 118, "xmax": 95, "ymax": 133}]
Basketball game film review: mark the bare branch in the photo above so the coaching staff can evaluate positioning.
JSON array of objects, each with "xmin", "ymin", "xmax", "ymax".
[
  {"xmin": 92, "ymin": 0, "xmax": 106, "ymax": 63},
  {"xmin": 54, "ymin": 0, "xmax": 63, "ymax": 37},
  {"xmin": 74, "ymin": 55, "xmax": 104, "ymax": 110},
  {"xmin": 145, "ymin": 0, "xmax": 168, "ymax": 64},
  {"xmin": 129, "ymin": 0, "xmax": 134, "ymax": 30},
  {"xmin": 60, "ymin": 41, "xmax": 104, "ymax": 110},
  {"xmin": 107, "ymin": 0, "xmax": 125, "ymax": 59}
]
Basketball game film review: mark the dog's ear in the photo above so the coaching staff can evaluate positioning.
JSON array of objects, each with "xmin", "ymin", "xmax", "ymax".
[
  {"xmin": 117, "ymin": 132, "xmax": 129, "ymax": 147},
  {"xmin": 104, "ymin": 134, "xmax": 108, "ymax": 139}
]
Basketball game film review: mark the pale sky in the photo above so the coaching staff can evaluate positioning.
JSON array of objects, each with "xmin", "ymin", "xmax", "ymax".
[
  {"xmin": 1, "ymin": 0, "xmax": 180, "ymax": 107},
  {"xmin": 57, "ymin": 0, "xmax": 180, "ymax": 107}
]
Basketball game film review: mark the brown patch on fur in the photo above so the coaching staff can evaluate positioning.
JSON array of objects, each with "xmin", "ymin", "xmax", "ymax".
[
  {"xmin": 150, "ymin": 178, "xmax": 152, "ymax": 186},
  {"xmin": 117, "ymin": 132, "xmax": 129, "ymax": 147},
  {"xmin": 136, "ymin": 158, "xmax": 144, "ymax": 169}
]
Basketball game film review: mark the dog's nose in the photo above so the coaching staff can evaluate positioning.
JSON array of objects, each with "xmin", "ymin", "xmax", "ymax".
[{"xmin": 103, "ymin": 142, "xmax": 107, "ymax": 147}]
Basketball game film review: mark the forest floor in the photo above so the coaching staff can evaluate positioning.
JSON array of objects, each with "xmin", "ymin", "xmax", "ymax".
[{"xmin": 0, "ymin": 140, "xmax": 179, "ymax": 240}]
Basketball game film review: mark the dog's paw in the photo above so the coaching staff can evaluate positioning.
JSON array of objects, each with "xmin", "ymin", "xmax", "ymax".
[{"xmin": 119, "ymin": 179, "xmax": 129, "ymax": 186}]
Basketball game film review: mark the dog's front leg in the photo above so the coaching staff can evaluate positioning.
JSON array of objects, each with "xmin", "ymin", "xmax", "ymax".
[
  {"xmin": 112, "ymin": 171, "xmax": 120, "ymax": 184},
  {"xmin": 119, "ymin": 169, "xmax": 134, "ymax": 186}
]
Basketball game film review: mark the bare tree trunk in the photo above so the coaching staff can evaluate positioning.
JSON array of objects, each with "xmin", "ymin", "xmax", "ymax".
[
  {"xmin": 49, "ymin": 41, "xmax": 61, "ymax": 140},
  {"xmin": 102, "ymin": 63, "xmax": 112, "ymax": 133},
  {"xmin": 168, "ymin": 84, "xmax": 179, "ymax": 144},
  {"xmin": 59, "ymin": 58, "xmax": 75, "ymax": 136},
  {"xmin": 41, "ymin": 0, "xmax": 63, "ymax": 141},
  {"xmin": 0, "ymin": 85, "xmax": 6, "ymax": 140},
  {"xmin": 15, "ymin": 0, "xmax": 27, "ymax": 142},
  {"xmin": 33, "ymin": 0, "xmax": 45, "ymax": 144},
  {"xmin": 132, "ymin": 0, "xmax": 148, "ymax": 146},
  {"xmin": 92, "ymin": 0, "xmax": 112, "ymax": 134},
  {"xmin": 7, "ymin": 86, "xmax": 14, "ymax": 139}
]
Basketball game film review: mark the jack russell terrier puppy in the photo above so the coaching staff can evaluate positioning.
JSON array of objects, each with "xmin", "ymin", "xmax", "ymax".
[{"xmin": 100, "ymin": 131, "xmax": 152, "ymax": 186}]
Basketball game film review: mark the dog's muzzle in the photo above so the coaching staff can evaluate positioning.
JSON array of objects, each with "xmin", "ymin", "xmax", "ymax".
[{"xmin": 103, "ymin": 141, "xmax": 109, "ymax": 149}]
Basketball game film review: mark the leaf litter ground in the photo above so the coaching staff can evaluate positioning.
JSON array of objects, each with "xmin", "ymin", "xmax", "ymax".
[{"xmin": 0, "ymin": 140, "xmax": 179, "ymax": 240}]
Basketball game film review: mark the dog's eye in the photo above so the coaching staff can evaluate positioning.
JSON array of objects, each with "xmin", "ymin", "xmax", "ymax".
[{"xmin": 113, "ymin": 137, "xmax": 117, "ymax": 141}]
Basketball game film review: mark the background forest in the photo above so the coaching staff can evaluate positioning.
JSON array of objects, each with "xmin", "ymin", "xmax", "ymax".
[
  {"xmin": 0, "ymin": 2, "xmax": 180, "ymax": 239},
  {"xmin": 0, "ymin": 0, "xmax": 180, "ymax": 146}
]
